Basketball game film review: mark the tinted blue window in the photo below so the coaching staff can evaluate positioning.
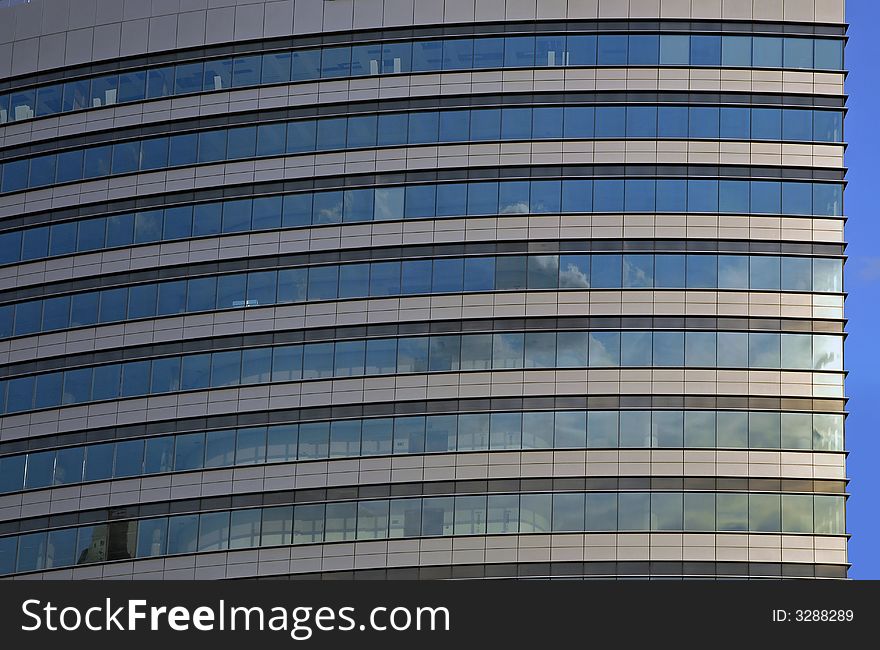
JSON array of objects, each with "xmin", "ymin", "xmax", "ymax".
[
  {"xmin": 24, "ymin": 449, "xmax": 53, "ymax": 489},
  {"xmin": 308, "ymin": 266, "xmax": 339, "ymax": 300},
  {"xmin": 70, "ymin": 292, "xmax": 99, "ymax": 327},
  {"xmin": 121, "ymin": 360, "xmax": 151, "ymax": 397},
  {"xmin": 470, "ymin": 109, "xmax": 501, "ymax": 141},
  {"xmin": 595, "ymin": 106, "xmax": 625, "ymax": 137},
  {"xmin": 626, "ymin": 106, "xmax": 656, "ymax": 137},
  {"xmin": 28, "ymin": 153, "xmax": 58, "ymax": 186},
  {"xmin": 722, "ymin": 36, "xmax": 752, "ymax": 66},
  {"xmin": 56, "ymin": 149, "xmax": 84, "ymax": 183},
  {"xmin": 720, "ymin": 107, "xmax": 750, "ymax": 139},
  {"xmin": 370, "ymin": 262, "xmax": 401, "ymax": 296},
  {"xmin": 174, "ymin": 62, "xmax": 204, "ymax": 94},
  {"xmin": 0, "ymin": 230, "xmax": 21, "ymax": 264},
  {"xmin": 282, "ymin": 193, "xmax": 313, "ymax": 227},
  {"xmin": 291, "ymin": 50, "xmax": 321, "ymax": 81},
  {"xmin": 408, "ymin": 111, "xmax": 439, "ymax": 144},
  {"xmin": 1, "ymin": 159, "xmax": 28, "ymax": 193},
  {"xmin": 157, "ymin": 280, "xmax": 186, "ymax": 315},
  {"xmin": 198, "ymin": 130, "xmax": 228, "ymax": 163},
  {"xmin": 181, "ymin": 353, "xmax": 211, "ymax": 390},
  {"xmin": 193, "ymin": 203, "xmax": 221, "ymax": 236},
  {"xmin": 62, "ymin": 367, "xmax": 93, "ymax": 405},
  {"xmin": 76, "ymin": 219, "xmax": 107, "ymax": 251},
  {"xmin": 140, "ymin": 137, "xmax": 169, "ymax": 170},
  {"xmin": 404, "ymin": 184, "xmax": 436, "ymax": 218},
  {"xmin": 718, "ymin": 255, "xmax": 749, "ymax": 289},
  {"xmin": 347, "ymin": 115, "xmax": 377, "ymax": 148},
  {"xmin": 62, "ymin": 79, "xmax": 90, "ymax": 111},
  {"xmin": 217, "ymin": 273, "xmax": 247, "ymax": 309},
  {"xmin": 9, "ymin": 88, "xmax": 35, "ymax": 121},
  {"xmin": 751, "ymin": 181, "xmax": 781, "ymax": 214},
  {"xmin": 382, "ymin": 41, "xmax": 412, "ymax": 74},
  {"xmin": 98, "ymin": 288, "xmax": 128, "ymax": 323},
  {"xmin": 4, "ymin": 375, "xmax": 35, "ymax": 414},
  {"xmin": 127, "ymin": 283, "xmax": 157, "ymax": 319},
  {"xmin": 782, "ymin": 109, "xmax": 812, "ymax": 141},
  {"xmin": 443, "ymin": 39, "xmax": 473, "ymax": 70},
  {"xmin": 784, "ymin": 38, "xmax": 813, "ymax": 69},
  {"xmin": 150, "ymin": 356, "xmax": 181, "ymax": 393},
  {"xmin": 115, "ymin": 439, "xmax": 145, "ymax": 478},
  {"xmin": 499, "ymin": 181, "xmax": 530, "ymax": 218},
  {"xmin": 321, "ymin": 46, "xmax": 351, "ymax": 78},
  {"xmin": 226, "ymin": 126, "xmax": 256, "ymax": 159},
  {"xmin": 467, "ymin": 182, "xmax": 498, "ymax": 215},
  {"xmin": 653, "ymin": 332, "xmax": 684, "ymax": 366},
  {"xmin": 431, "ymin": 258, "xmax": 464, "ymax": 293},
  {"xmin": 91, "ymin": 364, "xmax": 121, "ymax": 401},
  {"xmin": 0, "ymin": 455, "xmax": 25, "ymax": 494},
  {"xmin": 655, "ymin": 255, "xmax": 686, "ymax": 288},
  {"xmin": 687, "ymin": 180, "xmax": 718, "ymax": 212},
  {"xmin": 535, "ymin": 35, "xmax": 566, "ymax": 67},
  {"xmin": 377, "ymin": 113, "xmax": 408, "ymax": 146},
  {"xmin": 49, "ymin": 221, "xmax": 77, "ymax": 256},
  {"xmin": 753, "ymin": 37, "xmax": 782, "ymax": 67},
  {"xmin": 532, "ymin": 107, "xmax": 563, "ymax": 139},
  {"xmin": 251, "ymin": 196, "xmax": 282, "ymax": 230},
  {"xmin": 338, "ymin": 264, "xmax": 370, "ymax": 299},
  {"xmin": 814, "ymin": 39, "xmax": 843, "ymax": 70},
  {"xmin": 686, "ymin": 255, "xmax": 717, "ymax": 288},
  {"xmin": 623, "ymin": 254, "xmax": 654, "ymax": 287},
  {"xmin": 253, "ymin": 123, "xmax": 286, "ymax": 158},
  {"xmin": 567, "ymin": 35, "xmax": 597, "ymax": 65},
  {"xmin": 134, "ymin": 210, "xmax": 163, "ymax": 243},
  {"xmin": 111, "ymin": 141, "xmax": 140, "ymax": 174},
  {"xmin": 589, "ymin": 332, "xmax": 620, "ymax": 367},
  {"xmin": 204, "ymin": 59, "xmax": 232, "ymax": 92},
  {"xmin": 592, "ymin": 255, "xmax": 622, "ymax": 288},
  {"xmin": 689, "ymin": 107, "xmax": 719, "ymax": 138},
  {"xmin": 750, "ymin": 256, "xmax": 781, "ymax": 291},
  {"xmin": 169, "ymin": 133, "xmax": 198, "ymax": 166},
  {"xmin": 563, "ymin": 106, "xmax": 594, "ymax": 138},
  {"xmin": 436, "ymin": 183, "xmax": 468, "ymax": 217},
  {"xmin": 752, "ymin": 108, "xmax": 782, "ymax": 140},
  {"xmin": 691, "ymin": 35, "xmax": 721, "ymax": 66},
  {"xmin": 719, "ymin": 180, "xmax": 750, "ymax": 213},
  {"xmin": 317, "ymin": 117, "xmax": 346, "ymax": 150},
  {"xmin": 33, "ymin": 372, "xmax": 62, "ymax": 409},
  {"xmin": 561, "ymin": 179, "xmax": 592, "ymax": 212},
  {"xmin": 411, "ymin": 40, "xmax": 443, "ymax": 72},
  {"xmin": 814, "ymin": 183, "xmax": 842, "ymax": 216},
  {"xmin": 41, "ymin": 295, "xmax": 70, "ymax": 330},
  {"xmin": 90, "ymin": 74, "xmax": 118, "ymax": 107},
  {"xmin": 464, "ymin": 257, "xmax": 495, "ymax": 292},
  {"xmin": 597, "ymin": 35, "xmax": 627, "ymax": 65},
  {"xmin": 504, "ymin": 36, "xmax": 534, "ymax": 67},
  {"xmin": 232, "ymin": 55, "xmax": 262, "ymax": 87},
  {"xmin": 438, "ymin": 109, "xmax": 470, "ymax": 142},
  {"xmin": 118, "ymin": 70, "xmax": 146, "ymax": 103},
  {"xmin": 813, "ymin": 110, "xmax": 842, "ymax": 142},
  {"xmin": 659, "ymin": 35, "xmax": 690, "ymax": 65},
  {"xmin": 656, "ymin": 179, "xmax": 687, "ymax": 212},
  {"xmin": 211, "ymin": 350, "xmax": 241, "ymax": 387},
  {"xmin": 35, "ymin": 85, "xmax": 62, "ymax": 117},
  {"xmin": 782, "ymin": 182, "xmax": 812, "ymax": 215},
  {"xmin": 625, "ymin": 179, "xmax": 655, "ymax": 212},
  {"xmin": 187, "ymin": 277, "xmax": 217, "ymax": 311},
  {"xmin": 163, "ymin": 206, "xmax": 193, "ymax": 240},
  {"xmin": 313, "ymin": 190, "xmax": 342, "ymax": 224},
  {"xmin": 146, "ymin": 67, "xmax": 174, "ymax": 98},
  {"xmin": 501, "ymin": 107, "xmax": 532, "ymax": 140},
  {"xmin": 83, "ymin": 145, "xmax": 111, "ymax": 178},
  {"xmin": 657, "ymin": 106, "xmax": 688, "ymax": 138},
  {"xmin": 531, "ymin": 180, "xmax": 561, "ymax": 213},
  {"xmin": 628, "ymin": 35, "xmax": 659, "ymax": 65},
  {"xmin": 14, "ymin": 301, "xmax": 42, "ymax": 336},
  {"xmin": 593, "ymin": 180, "xmax": 624, "ymax": 212},
  {"xmin": 221, "ymin": 199, "xmax": 252, "ymax": 233},
  {"xmin": 473, "ymin": 37, "xmax": 504, "ymax": 69}
]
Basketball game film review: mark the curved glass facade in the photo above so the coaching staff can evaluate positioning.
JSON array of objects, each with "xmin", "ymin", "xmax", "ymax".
[{"xmin": 0, "ymin": 0, "xmax": 847, "ymax": 581}]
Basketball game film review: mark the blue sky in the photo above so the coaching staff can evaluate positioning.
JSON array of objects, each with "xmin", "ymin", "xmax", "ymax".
[{"xmin": 836, "ymin": 0, "xmax": 878, "ymax": 578}]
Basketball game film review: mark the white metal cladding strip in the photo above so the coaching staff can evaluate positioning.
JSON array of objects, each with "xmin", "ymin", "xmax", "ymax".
[
  {"xmin": 0, "ymin": 290, "xmax": 845, "ymax": 365},
  {"xmin": 0, "ymin": 1, "xmax": 847, "ymax": 80},
  {"xmin": 0, "ymin": 67, "xmax": 847, "ymax": 148},
  {"xmin": 0, "ymin": 368, "xmax": 846, "ymax": 441},
  {"xmin": 0, "ymin": 449, "xmax": 846, "ymax": 523}
]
